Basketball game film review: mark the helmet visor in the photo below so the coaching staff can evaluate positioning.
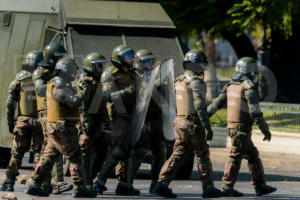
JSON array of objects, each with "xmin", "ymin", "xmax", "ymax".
[
  {"xmin": 91, "ymin": 59, "xmax": 106, "ymax": 73},
  {"xmin": 141, "ymin": 56, "xmax": 156, "ymax": 70},
  {"xmin": 119, "ymin": 49, "xmax": 134, "ymax": 65}
]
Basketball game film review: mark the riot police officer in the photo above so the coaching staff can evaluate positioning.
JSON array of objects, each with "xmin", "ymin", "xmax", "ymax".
[
  {"xmin": 32, "ymin": 42, "xmax": 71, "ymax": 194},
  {"xmin": 208, "ymin": 57, "xmax": 277, "ymax": 197},
  {"xmin": 26, "ymin": 57, "xmax": 96, "ymax": 198},
  {"xmin": 93, "ymin": 45, "xmax": 137, "ymax": 195},
  {"xmin": 154, "ymin": 49, "xmax": 222, "ymax": 198},
  {"xmin": 1, "ymin": 50, "xmax": 44, "ymax": 192},
  {"xmin": 77, "ymin": 53, "xmax": 108, "ymax": 187},
  {"xmin": 115, "ymin": 49, "xmax": 166, "ymax": 194}
]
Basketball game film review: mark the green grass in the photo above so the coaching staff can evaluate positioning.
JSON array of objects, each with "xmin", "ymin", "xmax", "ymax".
[
  {"xmin": 210, "ymin": 109, "xmax": 300, "ymax": 133},
  {"xmin": 216, "ymin": 68, "xmax": 235, "ymax": 80}
]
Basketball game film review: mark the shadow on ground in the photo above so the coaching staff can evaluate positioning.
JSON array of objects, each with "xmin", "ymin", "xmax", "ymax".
[{"xmin": 136, "ymin": 169, "xmax": 300, "ymax": 182}]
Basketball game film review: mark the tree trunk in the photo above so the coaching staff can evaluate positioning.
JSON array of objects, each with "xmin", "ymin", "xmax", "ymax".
[{"xmin": 204, "ymin": 33, "xmax": 218, "ymax": 99}]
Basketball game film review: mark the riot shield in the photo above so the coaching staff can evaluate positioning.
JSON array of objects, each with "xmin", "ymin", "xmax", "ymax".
[
  {"xmin": 157, "ymin": 59, "xmax": 176, "ymax": 141},
  {"xmin": 127, "ymin": 64, "xmax": 160, "ymax": 146}
]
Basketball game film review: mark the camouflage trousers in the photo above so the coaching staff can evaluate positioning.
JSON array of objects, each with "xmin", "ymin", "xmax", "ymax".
[
  {"xmin": 115, "ymin": 121, "xmax": 166, "ymax": 186},
  {"xmin": 6, "ymin": 116, "xmax": 43, "ymax": 181},
  {"xmin": 159, "ymin": 116, "xmax": 214, "ymax": 187},
  {"xmin": 32, "ymin": 121, "xmax": 83, "ymax": 185},
  {"xmin": 78, "ymin": 122, "xmax": 108, "ymax": 185},
  {"xmin": 222, "ymin": 123, "xmax": 266, "ymax": 188},
  {"xmin": 38, "ymin": 114, "xmax": 64, "ymax": 186}
]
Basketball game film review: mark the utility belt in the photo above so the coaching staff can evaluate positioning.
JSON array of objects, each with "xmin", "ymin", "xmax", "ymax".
[
  {"xmin": 38, "ymin": 110, "xmax": 47, "ymax": 119},
  {"xmin": 227, "ymin": 121, "xmax": 252, "ymax": 133}
]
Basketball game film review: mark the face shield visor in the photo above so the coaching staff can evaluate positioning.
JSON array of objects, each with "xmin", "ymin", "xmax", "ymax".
[
  {"xmin": 119, "ymin": 48, "xmax": 135, "ymax": 66},
  {"xmin": 91, "ymin": 59, "xmax": 106, "ymax": 74},
  {"xmin": 140, "ymin": 55, "xmax": 156, "ymax": 71}
]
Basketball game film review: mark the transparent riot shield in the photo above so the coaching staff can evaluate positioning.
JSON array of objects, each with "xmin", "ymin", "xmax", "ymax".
[
  {"xmin": 157, "ymin": 59, "xmax": 176, "ymax": 141},
  {"xmin": 127, "ymin": 64, "xmax": 160, "ymax": 146}
]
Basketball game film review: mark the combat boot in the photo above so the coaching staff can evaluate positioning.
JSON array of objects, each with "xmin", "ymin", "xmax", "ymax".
[
  {"xmin": 1, "ymin": 178, "xmax": 15, "ymax": 191},
  {"xmin": 73, "ymin": 184, "xmax": 97, "ymax": 198},
  {"xmin": 202, "ymin": 184, "xmax": 223, "ymax": 198},
  {"xmin": 149, "ymin": 181, "xmax": 157, "ymax": 193},
  {"xmin": 26, "ymin": 182, "xmax": 50, "ymax": 197},
  {"xmin": 221, "ymin": 184, "xmax": 243, "ymax": 197},
  {"xmin": 255, "ymin": 184, "xmax": 277, "ymax": 196},
  {"xmin": 115, "ymin": 182, "xmax": 140, "ymax": 196},
  {"xmin": 154, "ymin": 181, "xmax": 177, "ymax": 198},
  {"xmin": 93, "ymin": 180, "xmax": 107, "ymax": 194},
  {"xmin": 52, "ymin": 182, "xmax": 73, "ymax": 194}
]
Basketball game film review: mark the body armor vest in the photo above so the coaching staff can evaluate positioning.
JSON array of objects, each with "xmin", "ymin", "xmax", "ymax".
[
  {"xmin": 36, "ymin": 96, "xmax": 46, "ymax": 111},
  {"xmin": 227, "ymin": 84, "xmax": 253, "ymax": 123},
  {"xmin": 46, "ymin": 82, "xmax": 79, "ymax": 122},
  {"xmin": 18, "ymin": 77, "xmax": 37, "ymax": 117},
  {"xmin": 175, "ymin": 72, "xmax": 206, "ymax": 116}
]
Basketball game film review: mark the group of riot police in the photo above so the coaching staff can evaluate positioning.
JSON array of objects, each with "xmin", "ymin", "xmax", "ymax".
[{"xmin": 0, "ymin": 41, "xmax": 277, "ymax": 198}]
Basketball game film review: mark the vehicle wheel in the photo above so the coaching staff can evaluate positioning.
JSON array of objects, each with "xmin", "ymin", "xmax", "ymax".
[{"xmin": 0, "ymin": 146, "xmax": 11, "ymax": 168}]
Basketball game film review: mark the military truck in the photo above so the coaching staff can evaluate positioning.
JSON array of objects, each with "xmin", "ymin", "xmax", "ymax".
[{"xmin": 0, "ymin": 0, "xmax": 193, "ymax": 179}]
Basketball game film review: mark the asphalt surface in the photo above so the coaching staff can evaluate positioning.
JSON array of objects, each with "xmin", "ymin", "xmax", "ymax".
[{"xmin": 0, "ymin": 148, "xmax": 300, "ymax": 200}]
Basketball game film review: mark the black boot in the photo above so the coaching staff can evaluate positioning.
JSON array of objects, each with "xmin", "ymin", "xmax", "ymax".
[
  {"xmin": 115, "ymin": 182, "xmax": 140, "ymax": 196},
  {"xmin": 149, "ymin": 181, "xmax": 157, "ymax": 193},
  {"xmin": 92, "ymin": 180, "xmax": 107, "ymax": 195},
  {"xmin": 52, "ymin": 182, "xmax": 73, "ymax": 194},
  {"xmin": 26, "ymin": 183, "xmax": 50, "ymax": 197},
  {"xmin": 73, "ymin": 184, "xmax": 97, "ymax": 198},
  {"xmin": 1, "ymin": 178, "xmax": 15, "ymax": 191},
  {"xmin": 202, "ymin": 185, "xmax": 223, "ymax": 198},
  {"xmin": 154, "ymin": 182, "xmax": 177, "ymax": 198},
  {"xmin": 221, "ymin": 187, "xmax": 243, "ymax": 197},
  {"xmin": 255, "ymin": 184, "xmax": 277, "ymax": 196}
]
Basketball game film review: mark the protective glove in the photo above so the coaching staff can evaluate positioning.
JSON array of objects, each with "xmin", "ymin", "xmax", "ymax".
[
  {"xmin": 262, "ymin": 130, "xmax": 272, "ymax": 142},
  {"xmin": 125, "ymin": 85, "xmax": 136, "ymax": 94},
  {"xmin": 205, "ymin": 128, "xmax": 213, "ymax": 141}
]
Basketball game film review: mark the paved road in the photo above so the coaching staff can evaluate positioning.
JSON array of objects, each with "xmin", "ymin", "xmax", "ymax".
[{"xmin": 0, "ymin": 148, "xmax": 299, "ymax": 199}]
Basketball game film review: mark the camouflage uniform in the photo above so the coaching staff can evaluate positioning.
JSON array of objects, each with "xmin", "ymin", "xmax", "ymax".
[
  {"xmin": 76, "ymin": 72, "xmax": 108, "ymax": 186},
  {"xmin": 208, "ymin": 78, "xmax": 274, "ymax": 194},
  {"xmin": 31, "ymin": 76, "xmax": 82, "ymax": 186},
  {"xmin": 157, "ymin": 71, "xmax": 217, "ymax": 195},
  {"xmin": 2, "ymin": 71, "xmax": 43, "ymax": 188},
  {"xmin": 32, "ymin": 66, "xmax": 65, "ymax": 187},
  {"xmin": 94, "ymin": 65, "xmax": 137, "ymax": 191}
]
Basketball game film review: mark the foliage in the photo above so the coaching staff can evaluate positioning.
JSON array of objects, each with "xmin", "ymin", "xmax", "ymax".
[{"xmin": 228, "ymin": 0, "xmax": 294, "ymax": 39}]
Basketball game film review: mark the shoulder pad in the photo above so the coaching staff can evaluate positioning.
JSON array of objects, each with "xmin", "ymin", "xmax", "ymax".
[
  {"xmin": 242, "ymin": 79, "xmax": 255, "ymax": 89},
  {"xmin": 52, "ymin": 77, "xmax": 66, "ymax": 89},
  {"xmin": 16, "ymin": 70, "xmax": 31, "ymax": 80},
  {"xmin": 101, "ymin": 66, "xmax": 116, "ymax": 83},
  {"xmin": 184, "ymin": 72, "xmax": 199, "ymax": 83},
  {"xmin": 32, "ymin": 66, "xmax": 46, "ymax": 80}
]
